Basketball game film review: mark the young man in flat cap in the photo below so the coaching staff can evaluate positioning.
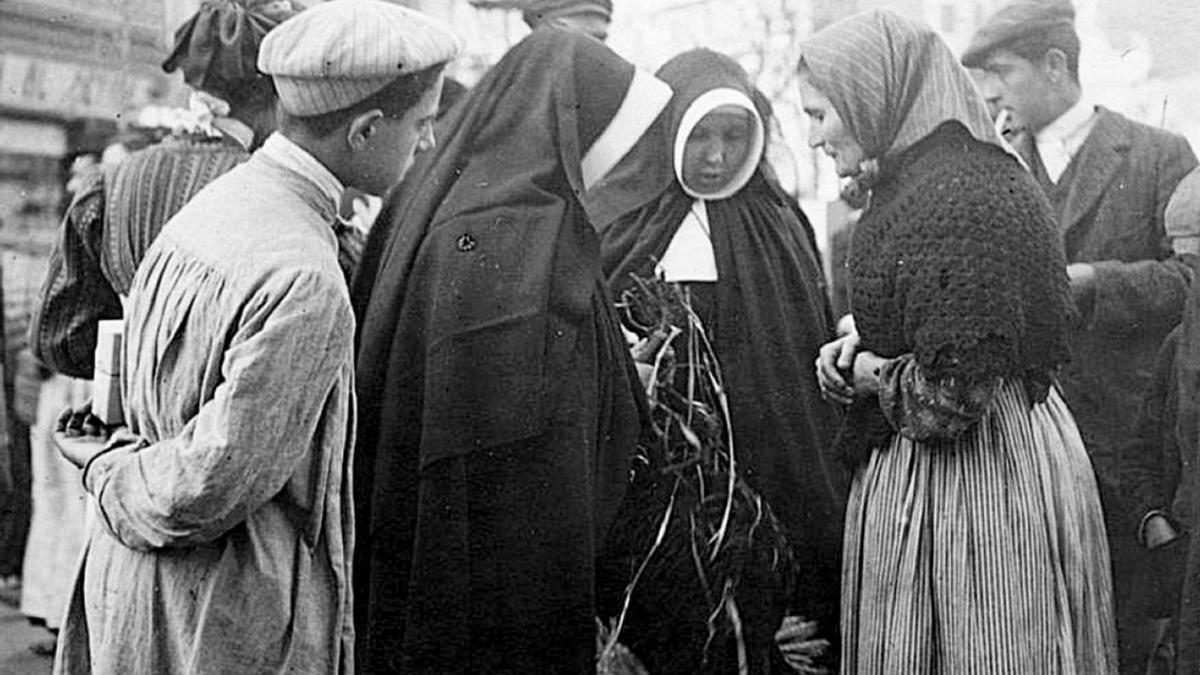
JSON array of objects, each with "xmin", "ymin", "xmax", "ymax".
[
  {"xmin": 964, "ymin": 2, "xmax": 1197, "ymax": 673},
  {"xmin": 50, "ymin": 1, "xmax": 459, "ymax": 673}
]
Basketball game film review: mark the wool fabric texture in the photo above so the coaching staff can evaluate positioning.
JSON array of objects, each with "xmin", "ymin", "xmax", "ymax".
[
  {"xmin": 961, "ymin": 0, "xmax": 1077, "ymax": 69},
  {"xmin": 840, "ymin": 122, "xmax": 1072, "ymax": 466},
  {"xmin": 1123, "ymin": 275, "xmax": 1200, "ymax": 671},
  {"xmin": 351, "ymin": 27, "xmax": 668, "ymax": 672},
  {"xmin": 799, "ymin": 10, "xmax": 1009, "ymax": 171},
  {"xmin": 851, "ymin": 122, "xmax": 1070, "ymax": 383},
  {"xmin": 162, "ymin": 0, "xmax": 298, "ymax": 104},
  {"xmin": 257, "ymin": 0, "xmax": 461, "ymax": 116}
]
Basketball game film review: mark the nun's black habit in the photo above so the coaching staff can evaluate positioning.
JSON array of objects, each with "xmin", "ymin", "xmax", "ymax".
[
  {"xmin": 599, "ymin": 49, "xmax": 848, "ymax": 645},
  {"xmin": 352, "ymin": 27, "xmax": 672, "ymax": 673}
]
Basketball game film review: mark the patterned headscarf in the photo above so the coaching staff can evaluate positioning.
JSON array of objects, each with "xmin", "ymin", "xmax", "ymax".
[
  {"xmin": 798, "ymin": 10, "xmax": 1009, "ymax": 171},
  {"xmin": 162, "ymin": 0, "xmax": 298, "ymax": 106}
]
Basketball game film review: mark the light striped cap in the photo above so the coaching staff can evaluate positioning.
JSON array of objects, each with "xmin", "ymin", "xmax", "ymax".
[{"xmin": 258, "ymin": 0, "xmax": 462, "ymax": 116}]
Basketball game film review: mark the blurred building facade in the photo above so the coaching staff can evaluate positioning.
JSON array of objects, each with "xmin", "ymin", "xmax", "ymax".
[
  {"xmin": 0, "ymin": 0, "xmax": 194, "ymax": 249},
  {"xmin": 0, "ymin": 0, "xmax": 198, "ymax": 367}
]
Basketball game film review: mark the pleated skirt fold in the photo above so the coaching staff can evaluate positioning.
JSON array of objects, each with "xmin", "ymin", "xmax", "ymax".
[{"xmin": 841, "ymin": 381, "xmax": 1117, "ymax": 674}]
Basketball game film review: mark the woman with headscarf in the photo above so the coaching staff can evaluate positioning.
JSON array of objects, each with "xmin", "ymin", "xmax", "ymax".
[
  {"xmin": 352, "ymin": 26, "xmax": 672, "ymax": 673},
  {"xmin": 802, "ymin": 11, "xmax": 1116, "ymax": 673},
  {"xmin": 598, "ymin": 48, "xmax": 846, "ymax": 665}
]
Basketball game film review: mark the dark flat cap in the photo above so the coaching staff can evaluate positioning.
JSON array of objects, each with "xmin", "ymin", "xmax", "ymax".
[
  {"xmin": 962, "ymin": 0, "xmax": 1076, "ymax": 68},
  {"xmin": 522, "ymin": 0, "xmax": 613, "ymax": 26}
]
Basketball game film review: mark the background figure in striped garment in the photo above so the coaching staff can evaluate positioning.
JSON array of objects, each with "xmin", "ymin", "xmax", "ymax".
[
  {"xmin": 804, "ymin": 10, "xmax": 1116, "ymax": 674},
  {"xmin": 30, "ymin": 0, "xmax": 298, "ymax": 381}
]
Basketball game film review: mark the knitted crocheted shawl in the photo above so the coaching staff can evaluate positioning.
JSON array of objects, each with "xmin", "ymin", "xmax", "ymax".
[
  {"xmin": 833, "ymin": 122, "xmax": 1071, "ymax": 465},
  {"xmin": 851, "ymin": 121, "xmax": 1071, "ymax": 389}
]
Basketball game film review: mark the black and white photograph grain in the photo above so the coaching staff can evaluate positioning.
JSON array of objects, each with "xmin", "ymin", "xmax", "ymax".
[{"xmin": 1, "ymin": 0, "xmax": 1199, "ymax": 673}]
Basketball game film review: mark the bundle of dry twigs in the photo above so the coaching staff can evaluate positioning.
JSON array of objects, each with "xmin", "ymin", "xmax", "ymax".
[{"xmin": 597, "ymin": 275, "xmax": 826, "ymax": 675}]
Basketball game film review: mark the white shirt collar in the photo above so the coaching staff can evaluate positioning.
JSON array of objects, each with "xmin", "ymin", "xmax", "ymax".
[
  {"xmin": 1034, "ymin": 97, "xmax": 1096, "ymax": 183},
  {"xmin": 1036, "ymin": 97, "xmax": 1096, "ymax": 152},
  {"xmin": 259, "ymin": 132, "xmax": 344, "ymax": 214}
]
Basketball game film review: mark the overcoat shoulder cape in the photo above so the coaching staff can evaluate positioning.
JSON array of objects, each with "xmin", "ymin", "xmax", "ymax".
[{"xmin": 352, "ymin": 27, "xmax": 672, "ymax": 672}]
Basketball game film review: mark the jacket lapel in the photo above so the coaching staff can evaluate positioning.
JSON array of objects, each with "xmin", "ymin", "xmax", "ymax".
[{"xmin": 1059, "ymin": 108, "xmax": 1131, "ymax": 236}]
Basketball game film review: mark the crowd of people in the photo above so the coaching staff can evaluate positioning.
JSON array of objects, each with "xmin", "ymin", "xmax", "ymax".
[{"xmin": 1, "ymin": 0, "xmax": 1198, "ymax": 672}]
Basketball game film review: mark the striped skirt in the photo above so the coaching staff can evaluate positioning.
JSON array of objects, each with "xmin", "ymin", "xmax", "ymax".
[{"xmin": 841, "ymin": 381, "xmax": 1117, "ymax": 674}]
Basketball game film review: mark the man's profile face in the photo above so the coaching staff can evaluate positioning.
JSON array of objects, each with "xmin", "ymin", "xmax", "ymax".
[
  {"xmin": 978, "ymin": 48, "xmax": 1058, "ymax": 133},
  {"xmin": 357, "ymin": 76, "xmax": 444, "ymax": 196}
]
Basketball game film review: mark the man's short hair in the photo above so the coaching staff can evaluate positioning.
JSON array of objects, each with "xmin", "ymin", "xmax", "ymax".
[
  {"xmin": 288, "ymin": 64, "xmax": 446, "ymax": 138},
  {"xmin": 962, "ymin": 1, "xmax": 1080, "ymax": 79}
]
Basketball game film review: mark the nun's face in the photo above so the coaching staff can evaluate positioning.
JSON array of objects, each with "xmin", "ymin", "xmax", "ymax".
[
  {"xmin": 797, "ymin": 74, "xmax": 864, "ymax": 179},
  {"xmin": 681, "ymin": 105, "xmax": 753, "ymax": 196}
]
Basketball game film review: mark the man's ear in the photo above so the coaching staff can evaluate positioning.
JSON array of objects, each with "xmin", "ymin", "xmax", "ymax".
[
  {"xmin": 1043, "ymin": 48, "xmax": 1069, "ymax": 83},
  {"xmin": 346, "ymin": 109, "xmax": 384, "ymax": 151}
]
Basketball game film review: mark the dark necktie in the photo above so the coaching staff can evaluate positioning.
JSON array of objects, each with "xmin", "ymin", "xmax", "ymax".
[
  {"xmin": 1024, "ymin": 135, "xmax": 1056, "ymax": 196},
  {"xmin": 333, "ymin": 219, "xmax": 366, "ymax": 286}
]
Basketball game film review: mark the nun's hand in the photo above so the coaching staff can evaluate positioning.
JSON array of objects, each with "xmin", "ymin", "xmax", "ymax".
[{"xmin": 816, "ymin": 332, "xmax": 860, "ymax": 405}]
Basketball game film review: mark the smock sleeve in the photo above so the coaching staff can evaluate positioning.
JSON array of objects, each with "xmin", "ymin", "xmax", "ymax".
[
  {"xmin": 1120, "ymin": 327, "xmax": 1183, "ymax": 538},
  {"xmin": 1086, "ymin": 135, "xmax": 1198, "ymax": 334},
  {"xmin": 81, "ymin": 269, "xmax": 353, "ymax": 550}
]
